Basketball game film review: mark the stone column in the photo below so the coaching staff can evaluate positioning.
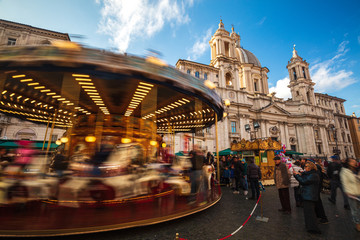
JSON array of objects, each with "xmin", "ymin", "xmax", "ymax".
[
  {"xmin": 279, "ymin": 122, "xmax": 286, "ymax": 145},
  {"xmin": 284, "ymin": 123, "xmax": 290, "ymax": 149},
  {"xmin": 320, "ymin": 127, "xmax": 329, "ymax": 155},
  {"xmin": 295, "ymin": 124, "xmax": 304, "ymax": 153},
  {"xmin": 304, "ymin": 124, "xmax": 316, "ymax": 155},
  {"xmin": 259, "ymin": 120, "xmax": 266, "ymax": 139}
]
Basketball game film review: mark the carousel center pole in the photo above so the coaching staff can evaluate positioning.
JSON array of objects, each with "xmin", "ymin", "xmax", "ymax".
[{"xmin": 215, "ymin": 113, "xmax": 220, "ymax": 183}]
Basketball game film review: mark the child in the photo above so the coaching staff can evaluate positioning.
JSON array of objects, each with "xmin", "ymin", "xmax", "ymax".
[
  {"xmin": 230, "ymin": 164, "xmax": 235, "ymax": 190},
  {"xmin": 223, "ymin": 166, "xmax": 231, "ymax": 187}
]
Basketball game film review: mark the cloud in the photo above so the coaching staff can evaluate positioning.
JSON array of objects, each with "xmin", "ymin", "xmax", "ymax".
[
  {"xmin": 257, "ymin": 17, "xmax": 266, "ymax": 25},
  {"xmin": 271, "ymin": 40, "xmax": 356, "ymax": 99},
  {"xmin": 97, "ymin": 0, "xmax": 193, "ymax": 52},
  {"xmin": 187, "ymin": 27, "xmax": 212, "ymax": 61},
  {"xmin": 311, "ymin": 40, "xmax": 356, "ymax": 92},
  {"xmin": 269, "ymin": 77, "xmax": 291, "ymax": 100},
  {"xmin": 351, "ymin": 105, "xmax": 360, "ymax": 108}
]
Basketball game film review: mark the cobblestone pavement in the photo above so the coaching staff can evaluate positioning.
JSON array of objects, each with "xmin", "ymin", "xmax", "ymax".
[{"xmin": 10, "ymin": 186, "xmax": 359, "ymax": 240}]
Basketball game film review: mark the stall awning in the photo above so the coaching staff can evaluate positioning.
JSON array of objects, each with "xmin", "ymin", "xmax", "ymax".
[
  {"xmin": 175, "ymin": 151, "xmax": 185, "ymax": 156},
  {"xmin": 0, "ymin": 140, "xmax": 58, "ymax": 150},
  {"xmin": 285, "ymin": 150, "xmax": 303, "ymax": 155},
  {"xmin": 214, "ymin": 148, "xmax": 236, "ymax": 156}
]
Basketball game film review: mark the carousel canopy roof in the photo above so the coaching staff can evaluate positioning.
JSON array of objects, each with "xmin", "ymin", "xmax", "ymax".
[{"xmin": 0, "ymin": 45, "xmax": 224, "ymax": 133}]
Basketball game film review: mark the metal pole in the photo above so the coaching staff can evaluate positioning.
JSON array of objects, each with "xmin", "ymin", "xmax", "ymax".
[
  {"xmin": 215, "ymin": 113, "xmax": 220, "ymax": 183},
  {"xmin": 42, "ymin": 116, "xmax": 51, "ymax": 150}
]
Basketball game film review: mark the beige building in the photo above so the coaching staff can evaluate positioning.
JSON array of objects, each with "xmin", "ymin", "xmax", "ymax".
[
  {"xmin": 348, "ymin": 113, "xmax": 360, "ymax": 159},
  {"xmin": 0, "ymin": 19, "xmax": 69, "ymax": 142},
  {"xmin": 176, "ymin": 20, "xmax": 354, "ymax": 160}
]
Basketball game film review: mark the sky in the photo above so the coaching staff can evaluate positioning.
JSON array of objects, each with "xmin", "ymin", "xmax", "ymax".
[{"xmin": 0, "ymin": 0, "xmax": 359, "ymax": 116}]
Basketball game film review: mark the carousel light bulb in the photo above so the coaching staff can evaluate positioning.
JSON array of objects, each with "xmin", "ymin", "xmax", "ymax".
[
  {"xmin": 150, "ymin": 140, "xmax": 158, "ymax": 146},
  {"xmin": 55, "ymin": 140, "xmax": 61, "ymax": 145},
  {"xmin": 85, "ymin": 135, "xmax": 96, "ymax": 143},
  {"xmin": 121, "ymin": 138, "xmax": 132, "ymax": 144},
  {"xmin": 161, "ymin": 143, "xmax": 167, "ymax": 148},
  {"xmin": 60, "ymin": 137, "xmax": 68, "ymax": 143}
]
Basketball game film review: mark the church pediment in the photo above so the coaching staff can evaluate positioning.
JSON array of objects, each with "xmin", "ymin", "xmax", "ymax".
[{"xmin": 259, "ymin": 103, "xmax": 290, "ymax": 115}]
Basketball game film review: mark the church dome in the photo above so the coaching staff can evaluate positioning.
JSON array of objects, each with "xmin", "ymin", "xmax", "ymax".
[{"xmin": 236, "ymin": 47, "xmax": 261, "ymax": 67}]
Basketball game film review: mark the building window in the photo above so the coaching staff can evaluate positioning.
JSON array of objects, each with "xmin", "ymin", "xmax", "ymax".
[
  {"xmin": 358, "ymin": 126, "xmax": 360, "ymax": 131},
  {"xmin": 314, "ymin": 130, "xmax": 319, "ymax": 139},
  {"xmin": 187, "ymin": 69, "xmax": 191, "ymax": 74},
  {"xmin": 317, "ymin": 144, "xmax": 322, "ymax": 154},
  {"xmin": 302, "ymin": 67, "xmax": 306, "ymax": 78},
  {"xmin": 344, "ymin": 120, "xmax": 348, "ymax": 129},
  {"xmin": 195, "ymin": 71, "xmax": 200, "ymax": 78},
  {"xmin": 293, "ymin": 68, "xmax": 297, "ymax": 80},
  {"xmin": 7, "ymin": 38, "xmax": 16, "ymax": 46},
  {"xmin": 271, "ymin": 137, "xmax": 278, "ymax": 141},
  {"xmin": 226, "ymin": 73, "xmax": 232, "ymax": 87},
  {"xmin": 231, "ymin": 121, "xmax": 236, "ymax": 133},
  {"xmin": 357, "ymin": 119, "xmax": 359, "ymax": 124},
  {"xmin": 347, "ymin": 134, "xmax": 351, "ymax": 142},
  {"xmin": 307, "ymin": 91, "xmax": 311, "ymax": 103},
  {"xmin": 224, "ymin": 41, "xmax": 230, "ymax": 57},
  {"xmin": 254, "ymin": 80, "xmax": 258, "ymax": 92},
  {"xmin": 338, "ymin": 118, "xmax": 343, "ymax": 128},
  {"xmin": 204, "ymin": 73, "xmax": 208, "ymax": 80},
  {"xmin": 291, "ymin": 145, "xmax": 296, "ymax": 151}
]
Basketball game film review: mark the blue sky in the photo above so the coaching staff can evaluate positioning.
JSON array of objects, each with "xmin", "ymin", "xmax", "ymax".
[{"xmin": 1, "ymin": 0, "xmax": 359, "ymax": 116}]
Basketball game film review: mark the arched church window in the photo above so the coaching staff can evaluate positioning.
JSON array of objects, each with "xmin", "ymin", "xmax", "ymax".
[
  {"xmin": 254, "ymin": 79, "xmax": 259, "ymax": 92},
  {"xmin": 224, "ymin": 42, "xmax": 230, "ymax": 57},
  {"xmin": 225, "ymin": 73, "xmax": 232, "ymax": 87},
  {"xmin": 195, "ymin": 71, "xmax": 200, "ymax": 78},
  {"xmin": 296, "ymin": 91, "xmax": 300, "ymax": 96},
  {"xmin": 293, "ymin": 68, "xmax": 297, "ymax": 80},
  {"xmin": 187, "ymin": 69, "xmax": 191, "ymax": 74},
  {"xmin": 204, "ymin": 73, "xmax": 208, "ymax": 80},
  {"xmin": 302, "ymin": 67, "xmax": 306, "ymax": 78},
  {"xmin": 15, "ymin": 128, "xmax": 36, "ymax": 140}
]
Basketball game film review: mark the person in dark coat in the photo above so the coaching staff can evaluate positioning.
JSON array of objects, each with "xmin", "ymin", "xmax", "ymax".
[
  {"xmin": 312, "ymin": 158, "xmax": 329, "ymax": 224},
  {"xmin": 294, "ymin": 161, "xmax": 321, "ymax": 234},
  {"xmin": 247, "ymin": 158, "xmax": 261, "ymax": 200},
  {"xmin": 233, "ymin": 157, "xmax": 243, "ymax": 194}
]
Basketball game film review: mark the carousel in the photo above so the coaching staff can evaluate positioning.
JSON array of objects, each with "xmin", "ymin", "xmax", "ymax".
[
  {"xmin": 0, "ymin": 43, "xmax": 224, "ymax": 236},
  {"xmin": 231, "ymin": 138, "xmax": 282, "ymax": 185}
]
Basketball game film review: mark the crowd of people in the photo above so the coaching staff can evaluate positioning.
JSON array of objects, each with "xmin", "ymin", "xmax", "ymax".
[
  {"xmin": 219, "ymin": 154, "xmax": 360, "ymax": 234},
  {"xmin": 275, "ymin": 155, "xmax": 360, "ymax": 234}
]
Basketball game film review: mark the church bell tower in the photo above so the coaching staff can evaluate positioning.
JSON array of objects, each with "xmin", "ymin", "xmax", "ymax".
[{"xmin": 287, "ymin": 45, "xmax": 315, "ymax": 105}]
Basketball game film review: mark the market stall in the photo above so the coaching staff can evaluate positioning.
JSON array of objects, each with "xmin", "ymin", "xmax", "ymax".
[{"xmin": 231, "ymin": 138, "xmax": 282, "ymax": 185}]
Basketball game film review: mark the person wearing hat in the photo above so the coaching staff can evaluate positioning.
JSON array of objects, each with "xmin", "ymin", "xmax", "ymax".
[
  {"xmin": 327, "ymin": 155, "xmax": 350, "ymax": 209},
  {"xmin": 274, "ymin": 156, "xmax": 291, "ymax": 214}
]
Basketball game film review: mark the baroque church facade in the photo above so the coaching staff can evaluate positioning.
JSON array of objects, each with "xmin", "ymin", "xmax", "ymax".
[{"xmin": 176, "ymin": 20, "xmax": 354, "ymax": 160}]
